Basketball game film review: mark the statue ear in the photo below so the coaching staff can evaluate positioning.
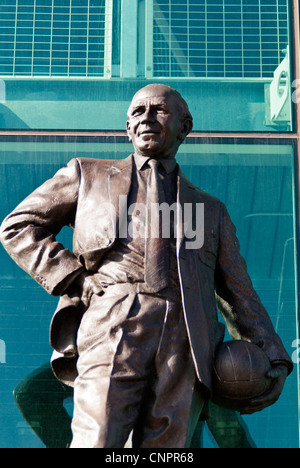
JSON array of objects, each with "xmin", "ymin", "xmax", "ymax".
[
  {"xmin": 126, "ymin": 120, "xmax": 132, "ymax": 142},
  {"xmin": 178, "ymin": 118, "xmax": 193, "ymax": 142}
]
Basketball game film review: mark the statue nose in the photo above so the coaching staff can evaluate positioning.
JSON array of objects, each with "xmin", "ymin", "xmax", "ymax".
[{"xmin": 141, "ymin": 108, "xmax": 156, "ymax": 123}]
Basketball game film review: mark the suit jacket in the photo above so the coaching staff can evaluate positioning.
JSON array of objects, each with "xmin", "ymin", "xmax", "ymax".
[{"xmin": 0, "ymin": 155, "xmax": 293, "ymax": 393}]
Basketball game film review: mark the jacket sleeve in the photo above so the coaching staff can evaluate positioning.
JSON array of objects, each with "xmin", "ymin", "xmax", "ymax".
[
  {"xmin": 0, "ymin": 159, "xmax": 85, "ymax": 296},
  {"xmin": 215, "ymin": 202, "xmax": 293, "ymax": 374}
]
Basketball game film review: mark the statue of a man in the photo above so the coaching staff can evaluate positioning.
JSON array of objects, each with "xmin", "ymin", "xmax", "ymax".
[{"xmin": 0, "ymin": 84, "xmax": 293, "ymax": 448}]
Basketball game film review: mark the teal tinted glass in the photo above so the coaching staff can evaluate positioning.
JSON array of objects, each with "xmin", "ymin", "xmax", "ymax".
[
  {"xmin": 177, "ymin": 142, "xmax": 299, "ymax": 448},
  {"xmin": 0, "ymin": 0, "xmax": 294, "ymax": 132},
  {"xmin": 0, "ymin": 139, "xmax": 298, "ymax": 447},
  {"xmin": 150, "ymin": 0, "xmax": 289, "ymax": 79},
  {"xmin": 0, "ymin": 0, "xmax": 107, "ymax": 77}
]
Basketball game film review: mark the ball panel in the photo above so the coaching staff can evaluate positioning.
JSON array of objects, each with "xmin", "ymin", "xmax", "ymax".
[{"xmin": 212, "ymin": 340, "xmax": 272, "ymax": 411}]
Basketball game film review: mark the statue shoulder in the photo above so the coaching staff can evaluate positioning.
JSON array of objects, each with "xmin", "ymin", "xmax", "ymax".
[{"xmin": 75, "ymin": 154, "xmax": 133, "ymax": 174}]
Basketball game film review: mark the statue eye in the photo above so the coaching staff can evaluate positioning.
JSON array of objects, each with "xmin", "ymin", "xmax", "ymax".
[{"xmin": 132, "ymin": 106, "xmax": 145, "ymax": 116}]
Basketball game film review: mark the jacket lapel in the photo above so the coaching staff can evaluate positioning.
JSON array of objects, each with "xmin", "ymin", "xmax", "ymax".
[
  {"xmin": 176, "ymin": 168, "xmax": 199, "ymax": 254},
  {"xmin": 108, "ymin": 154, "xmax": 134, "ymax": 234}
]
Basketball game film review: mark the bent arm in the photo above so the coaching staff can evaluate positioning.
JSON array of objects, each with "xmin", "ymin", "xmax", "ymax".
[
  {"xmin": 215, "ymin": 203, "xmax": 293, "ymax": 374},
  {"xmin": 0, "ymin": 159, "xmax": 84, "ymax": 296}
]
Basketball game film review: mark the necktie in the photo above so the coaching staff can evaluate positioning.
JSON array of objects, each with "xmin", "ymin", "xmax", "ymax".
[{"xmin": 145, "ymin": 159, "xmax": 169, "ymax": 292}]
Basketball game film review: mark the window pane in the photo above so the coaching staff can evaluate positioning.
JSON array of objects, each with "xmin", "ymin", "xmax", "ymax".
[
  {"xmin": 0, "ymin": 0, "xmax": 295, "ymax": 131},
  {"xmin": 177, "ymin": 141, "xmax": 299, "ymax": 448},
  {"xmin": 0, "ymin": 138, "xmax": 298, "ymax": 447},
  {"xmin": 151, "ymin": 0, "xmax": 290, "ymax": 80},
  {"xmin": 0, "ymin": 0, "xmax": 107, "ymax": 78}
]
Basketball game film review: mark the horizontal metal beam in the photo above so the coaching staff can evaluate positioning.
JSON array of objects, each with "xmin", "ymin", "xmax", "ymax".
[{"xmin": 0, "ymin": 130, "xmax": 297, "ymax": 141}]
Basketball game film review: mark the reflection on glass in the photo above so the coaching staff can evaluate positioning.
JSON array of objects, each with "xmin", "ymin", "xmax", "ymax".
[{"xmin": 178, "ymin": 143, "xmax": 299, "ymax": 447}]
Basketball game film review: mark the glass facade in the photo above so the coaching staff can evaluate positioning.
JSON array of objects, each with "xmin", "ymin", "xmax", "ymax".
[
  {"xmin": 0, "ymin": 0, "xmax": 109, "ymax": 77},
  {"xmin": 0, "ymin": 0, "xmax": 299, "ymax": 449},
  {"xmin": 150, "ymin": 0, "xmax": 290, "ymax": 79},
  {"xmin": 0, "ymin": 0, "xmax": 291, "ymax": 80},
  {"xmin": 0, "ymin": 0, "xmax": 294, "ymax": 132},
  {"xmin": 179, "ymin": 141, "xmax": 299, "ymax": 447}
]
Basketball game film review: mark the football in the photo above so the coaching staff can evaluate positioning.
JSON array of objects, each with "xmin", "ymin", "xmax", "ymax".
[{"xmin": 212, "ymin": 340, "xmax": 272, "ymax": 411}]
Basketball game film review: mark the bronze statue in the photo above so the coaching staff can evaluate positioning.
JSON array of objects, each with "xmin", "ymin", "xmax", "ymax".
[
  {"xmin": 13, "ymin": 362, "xmax": 256, "ymax": 449},
  {"xmin": 0, "ymin": 84, "xmax": 293, "ymax": 448}
]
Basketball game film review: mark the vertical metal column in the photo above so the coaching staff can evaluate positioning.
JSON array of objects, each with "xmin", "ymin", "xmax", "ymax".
[
  {"xmin": 292, "ymin": 0, "xmax": 300, "ymax": 449},
  {"xmin": 145, "ymin": 0, "xmax": 153, "ymax": 79},
  {"xmin": 293, "ymin": 0, "xmax": 300, "ymax": 138},
  {"xmin": 104, "ymin": 0, "xmax": 114, "ymax": 78},
  {"xmin": 12, "ymin": 0, "xmax": 19, "ymax": 77},
  {"xmin": 120, "ymin": 0, "xmax": 138, "ymax": 78}
]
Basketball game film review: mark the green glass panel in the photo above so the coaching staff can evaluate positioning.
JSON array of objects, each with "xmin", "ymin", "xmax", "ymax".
[{"xmin": 0, "ymin": 138, "xmax": 298, "ymax": 447}]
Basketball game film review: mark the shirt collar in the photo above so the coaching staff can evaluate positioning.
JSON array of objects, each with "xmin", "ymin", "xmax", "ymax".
[{"xmin": 133, "ymin": 153, "xmax": 177, "ymax": 174}]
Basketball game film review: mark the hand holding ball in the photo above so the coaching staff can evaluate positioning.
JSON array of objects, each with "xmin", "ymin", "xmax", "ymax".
[{"xmin": 212, "ymin": 340, "xmax": 272, "ymax": 411}]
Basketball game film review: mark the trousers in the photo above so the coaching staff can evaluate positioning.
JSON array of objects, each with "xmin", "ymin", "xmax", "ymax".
[{"xmin": 70, "ymin": 284, "xmax": 205, "ymax": 448}]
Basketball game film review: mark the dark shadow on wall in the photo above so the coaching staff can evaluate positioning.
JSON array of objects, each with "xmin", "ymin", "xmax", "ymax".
[
  {"xmin": 14, "ymin": 363, "xmax": 257, "ymax": 449},
  {"xmin": 0, "ymin": 105, "xmax": 30, "ymax": 129}
]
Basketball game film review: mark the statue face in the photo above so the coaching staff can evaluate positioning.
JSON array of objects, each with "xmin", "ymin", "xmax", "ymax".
[{"xmin": 127, "ymin": 85, "xmax": 187, "ymax": 159}]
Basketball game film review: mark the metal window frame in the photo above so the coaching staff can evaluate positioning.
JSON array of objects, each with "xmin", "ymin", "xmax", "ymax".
[
  {"xmin": 120, "ymin": 0, "xmax": 138, "ymax": 78},
  {"xmin": 145, "ymin": 0, "xmax": 291, "ymax": 81},
  {"xmin": 0, "ymin": 0, "xmax": 113, "ymax": 79},
  {"xmin": 104, "ymin": 0, "xmax": 114, "ymax": 78}
]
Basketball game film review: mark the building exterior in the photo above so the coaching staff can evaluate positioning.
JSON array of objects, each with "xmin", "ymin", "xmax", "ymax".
[{"xmin": 0, "ymin": 0, "xmax": 299, "ymax": 448}]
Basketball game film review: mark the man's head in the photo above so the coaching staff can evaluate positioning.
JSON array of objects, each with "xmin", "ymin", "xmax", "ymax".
[{"xmin": 127, "ymin": 84, "xmax": 193, "ymax": 160}]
